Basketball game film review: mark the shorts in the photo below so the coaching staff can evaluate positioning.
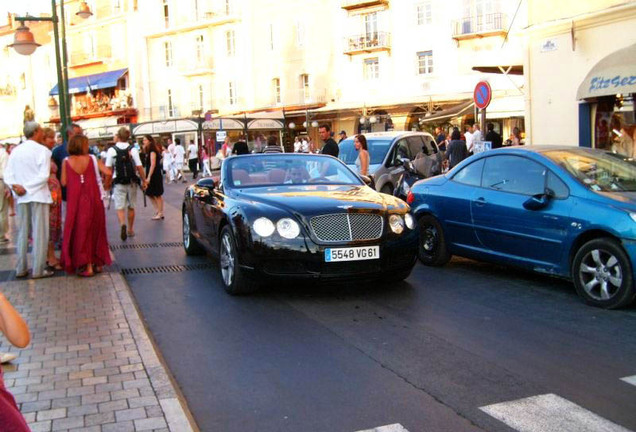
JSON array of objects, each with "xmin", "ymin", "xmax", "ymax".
[
  {"xmin": 113, "ymin": 184, "xmax": 138, "ymax": 210},
  {"xmin": 174, "ymin": 162, "xmax": 184, "ymax": 170}
]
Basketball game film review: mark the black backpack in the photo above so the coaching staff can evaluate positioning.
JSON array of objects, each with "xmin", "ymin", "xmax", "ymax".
[{"xmin": 113, "ymin": 145, "xmax": 138, "ymax": 185}]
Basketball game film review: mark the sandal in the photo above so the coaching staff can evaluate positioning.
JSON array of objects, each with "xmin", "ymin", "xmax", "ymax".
[
  {"xmin": 94, "ymin": 266, "xmax": 103, "ymax": 274},
  {"xmin": 47, "ymin": 261, "xmax": 63, "ymax": 271},
  {"xmin": 78, "ymin": 269, "xmax": 94, "ymax": 277}
]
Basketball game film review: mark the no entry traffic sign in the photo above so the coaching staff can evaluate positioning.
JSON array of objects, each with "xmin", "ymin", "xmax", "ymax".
[{"xmin": 474, "ymin": 81, "xmax": 492, "ymax": 110}]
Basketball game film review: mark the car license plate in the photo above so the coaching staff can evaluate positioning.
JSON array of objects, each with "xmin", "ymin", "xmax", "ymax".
[{"xmin": 325, "ymin": 246, "xmax": 380, "ymax": 262}]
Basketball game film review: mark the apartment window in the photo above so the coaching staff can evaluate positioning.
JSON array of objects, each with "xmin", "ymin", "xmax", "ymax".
[
  {"xmin": 228, "ymin": 81, "xmax": 236, "ymax": 105},
  {"xmin": 417, "ymin": 51, "xmax": 434, "ymax": 75},
  {"xmin": 225, "ymin": 0, "xmax": 232, "ymax": 14},
  {"xmin": 164, "ymin": 41, "xmax": 173, "ymax": 67},
  {"xmin": 269, "ymin": 23, "xmax": 275, "ymax": 51},
  {"xmin": 198, "ymin": 84, "xmax": 204, "ymax": 110},
  {"xmin": 163, "ymin": 0, "xmax": 170, "ymax": 27},
  {"xmin": 84, "ymin": 33, "xmax": 96, "ymax": 59},
  {"xmin": 113, "ymin": 0, "xmax": 122, "ymax": 13},
  {"xmin": 299, "ymin": 74, "xmax": 310, "ymax": 101},
  {"xmin": 272, "ymin": 78, "xmax": 281, "ymax": 104},
  {"xmin": 364, "ymin": 12, "xmax": 378, "ymax": 40},
  {"xmin": 193, "ymin": 0, "xmax": 199, "ymax": 19},
  {"xmin": 226, "ymin": 30, "xmax": 235, "ymax": 56},
  {"xmin": 416, "ymin": 2, "xmax": 432, "ymax": 25},
  {"xmin": 364, "ymin": 58, "xmax": 379, "ymax": 80},
  {"xmin": 296, "ymin": 21, "xmax": 305, "ymax": 47},
  {"xmin": 167, "ymin": 89, "xmax": 174, "ymax": 117},
  {"xmin": 196, "ymin": 35, "xmax": 204, "ymax": 65}
]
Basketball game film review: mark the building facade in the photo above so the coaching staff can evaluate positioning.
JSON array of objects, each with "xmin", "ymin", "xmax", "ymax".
[{"xmin": 525, "ymin": 0, "xmax": 636, "ymax": 148}]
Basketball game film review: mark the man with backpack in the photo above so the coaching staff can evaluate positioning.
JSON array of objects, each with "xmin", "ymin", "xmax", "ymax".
[{"xmin": 104, "ymin": 127, "xmax": 147, "ymax": 241}]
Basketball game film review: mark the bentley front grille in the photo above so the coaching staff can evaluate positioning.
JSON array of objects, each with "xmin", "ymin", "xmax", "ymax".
[{"xmin": 310, "ymin": 213, "xmax": 383, "ymax": 242}]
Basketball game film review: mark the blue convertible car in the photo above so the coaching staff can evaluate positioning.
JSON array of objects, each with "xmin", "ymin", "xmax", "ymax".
[{"xmin": 408, "ymin": 146, "xmax": 636, "ymax": 309}]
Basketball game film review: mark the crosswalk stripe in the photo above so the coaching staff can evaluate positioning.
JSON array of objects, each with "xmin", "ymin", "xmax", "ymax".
[
  {"xmin": 480, "ymin": 393, "xmax": 631, "ymax": 432},
  {"xmin": 355, "ymin": 424, "xmax": 409, "ymax": 432},
  {"xmin": 620, "ymin": 375, "xmax": 636, "ymax": 387}
]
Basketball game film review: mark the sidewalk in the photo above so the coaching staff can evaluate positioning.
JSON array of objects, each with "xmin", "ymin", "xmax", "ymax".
[{"xmin": 0, "ymin": 244, "xmax": 197, "ymax": 432}]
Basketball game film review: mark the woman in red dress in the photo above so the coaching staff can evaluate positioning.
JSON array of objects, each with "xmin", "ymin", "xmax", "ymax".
[{"xmin": 60, "ymin": 134, "xmax": 111, "ymax": 277}]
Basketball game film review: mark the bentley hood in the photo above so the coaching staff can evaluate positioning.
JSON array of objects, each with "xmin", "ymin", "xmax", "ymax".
[{"xmin": 234, "ymin": 184, "xmax": 408, "ymax": 216}]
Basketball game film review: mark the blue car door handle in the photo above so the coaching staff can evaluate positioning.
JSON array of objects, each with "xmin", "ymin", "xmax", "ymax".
[{"xmin": 474, "ymin": 197, "xmax": 486, "ymax": 207}]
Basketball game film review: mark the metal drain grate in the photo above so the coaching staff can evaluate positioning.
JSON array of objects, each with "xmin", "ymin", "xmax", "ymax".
[
  {"xmin": 121, "ymin": 262, "xmax": 214, "ymax": 275},
  {"xmin": 110, "ymin": 242, "xmax": 183, "ymax": 251}
]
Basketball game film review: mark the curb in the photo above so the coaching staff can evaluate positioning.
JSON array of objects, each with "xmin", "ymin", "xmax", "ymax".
[{"xmin": 108, "ymin": 270, "xmax": 200, "ymax": 432}]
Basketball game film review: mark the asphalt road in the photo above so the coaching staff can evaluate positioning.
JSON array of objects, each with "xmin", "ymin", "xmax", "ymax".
[{"xmin": 106, "ymin": 177, "xmax": 636, "ymax": 432}]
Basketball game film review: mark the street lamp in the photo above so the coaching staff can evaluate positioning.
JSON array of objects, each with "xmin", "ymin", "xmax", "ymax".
[{"xmin": 9, "ymin": 1, "xmax": 93, "ymax": 139}]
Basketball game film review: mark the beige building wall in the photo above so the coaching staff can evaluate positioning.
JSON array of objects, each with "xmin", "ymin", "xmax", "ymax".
[
  {"xmin": 525, "ymin": 1, "xmax": 636, "ymax": 145},
  {"xmin": 0, "ymin": 19, "xmax": 53, "ymax": 140}
]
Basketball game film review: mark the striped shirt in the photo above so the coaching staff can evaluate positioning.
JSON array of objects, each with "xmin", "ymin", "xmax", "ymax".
[{"xmin": 263, "ymin": 145, "xmax": 283, "ymax": 153}]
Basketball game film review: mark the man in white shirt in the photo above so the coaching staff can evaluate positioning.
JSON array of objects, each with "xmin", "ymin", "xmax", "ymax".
[
  {"xmin": 104, "ymin": 127, "xmax": 147, "ymax": 241},
  {"xmin": 186, "ymin": 139, "xmax": 199, "ymax": 180},
  {"xmin": 472, "ymin": 123, "xmax": 483, "ymax": 145},
  {"xmin": 464, "ymin": 124, "xmax": 475, "ymax": 154},
  {"xmin": 3, "ymin": 122, "xmax": 53, "ymax": 279},
  {"xmin": 0, "ymin": 143, "xmax": 10, "ymax": 243},
  {"xmin": 173, "ymin": 138, "xmax": 186, "ymax": 183}
]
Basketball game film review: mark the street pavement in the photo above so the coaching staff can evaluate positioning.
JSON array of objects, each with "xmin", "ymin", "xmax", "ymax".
[
  {"xmin": 107, "ymin": 176, "xmax": 636, "ymax": 432},
  {"xmin": 0, "ymin": 212, "xmax": 195, "ymax": 430},
  {"xmin": 3, "ymin": 171, "xmax": 636, "ymax": 432}
]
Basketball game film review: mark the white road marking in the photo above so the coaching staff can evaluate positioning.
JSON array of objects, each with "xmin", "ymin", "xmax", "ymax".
[
  {"xmin": 356, "ymin": 424, "xmax": 409, "ymax": 432},
  {"xmin": 620, "ymin": 375, "xmax": 636, "ymax": 387},
  {"xmin": 480, "ymin": 393, "xmax": 630, "ymax": 432}
]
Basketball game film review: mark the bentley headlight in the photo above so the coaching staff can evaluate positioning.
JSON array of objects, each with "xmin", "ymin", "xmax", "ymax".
[
  {"xmin": 276, "ymin": 218, "xmax": 300, "ymax": 239},
  {"xmin": 253, "ymin": 217, "xmax": 275, "ymax": 237},
  {"xmin": 404, "ymin": 213, "xmax": 415, "ymax": 230},
  {"xmin": 389, "ymin": 214, "xmax": 404, "ymax": 234}
]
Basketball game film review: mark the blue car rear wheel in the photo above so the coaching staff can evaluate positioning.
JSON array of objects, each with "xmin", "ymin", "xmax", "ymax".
[{"xmin": 573, "ymin": 238, "xmax": 635, "ymax": 309}]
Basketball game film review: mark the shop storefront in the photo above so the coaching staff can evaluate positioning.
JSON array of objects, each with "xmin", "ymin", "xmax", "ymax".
[
  {"xmin": 202, "ymin": 114, "xmax": 285, "ymax": 154},
  {"xmin": 132, "ymin": 119, "xmax": 200, "ymax": 148},
  {"xmin": 577, "ymin": 43, "xmax": 636, "ymax": 152}
]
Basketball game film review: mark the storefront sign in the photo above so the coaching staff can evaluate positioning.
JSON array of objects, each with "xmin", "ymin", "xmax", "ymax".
[
  {"xmin": 202, "ymin": 118, "xmax": 244, "ymax": 130},
  {"xmin": 588, "ymin": 75, "xmax": 636, "ymax": 93},
  {"xmin": 216, "ymin": 131, "xmax": 227, "ymax": 142},
  {"xmin": 247, "ymin": 119, "xmax": 284, "ymax": 130},
  {"xmin": 133, "ymin": 119, "xmax": 198, "ymax": 136}
]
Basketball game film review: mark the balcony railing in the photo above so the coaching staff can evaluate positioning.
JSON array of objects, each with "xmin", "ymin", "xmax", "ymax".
[
  {"xmin": 69, "ymin": 46, "xmax": 112, "ymax": 67},
  {"xmin": 452, "ymin": 13, "xmax": 507, "ymax": 39},
  {"xmin": 344, "ymin": 31, "xmax": 391, "ymax": 54},
  {"xmin": 71, "ymin": 91, "xmax": 134, "ymax": 117},
  {"xmin": 341, "ymin": 0, "xmax": 389, "ymax": 11},
  {"xmin": 178, "ymin": 57, "xmax": 214, "ymax": 75}
]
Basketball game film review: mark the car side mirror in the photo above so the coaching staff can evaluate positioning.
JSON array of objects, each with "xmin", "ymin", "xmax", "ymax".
[
  {"xmin": 360, "ymin": 174, "xmax": 375, "ymax": 188},
  {"xmin": 196, "ymin": 177, "xmax": 216, "ymax": 190},
  {"xmin": 523, "ymin": 192, "xmax": 551, "ymax": 210}
]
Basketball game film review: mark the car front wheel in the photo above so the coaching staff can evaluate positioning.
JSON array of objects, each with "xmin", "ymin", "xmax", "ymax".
[
  {"xmin": 572, "ymin": 238, "xmax": 635, "ymax": 309},
  {"xmin": 219, "ymin": 226, "xmax": 255, "ymax": 295},
  {"xmin": 183, "ymin": 211, "xmax": 204, "ymax": 255},
  {"xmin": 417, "ymin": 215, "xmax": 451, "ymax": 266}
]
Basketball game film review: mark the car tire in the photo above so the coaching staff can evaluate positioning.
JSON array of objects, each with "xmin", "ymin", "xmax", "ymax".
[
  {"xmin": 572, "ymin": 238, "xmax": 635, "ymax": 309},
  {"xmin": 380, "ymin": 184, "xmax": 393, "ymax": 195},
  {"xmin": 417, "ymin": 215, "xmax": 451, "ymax": 266},
  {"xmin": 182, "ymin": 210, "xmax": 205, "ymax": 256},
  {"xmin": 219, "ymin": 226, "xmax": 256, "ymax": 295}
]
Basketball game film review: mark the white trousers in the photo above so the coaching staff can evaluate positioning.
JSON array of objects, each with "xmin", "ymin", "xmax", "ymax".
[{"xmin": 16, "ymin": 202, "xmax": 49, "ymax": 277}]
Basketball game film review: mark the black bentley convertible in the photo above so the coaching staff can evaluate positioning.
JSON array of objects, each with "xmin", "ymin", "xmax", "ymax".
[{"xmin": 182, "ymin": 153, "xmax": 418, "ymax": 294}]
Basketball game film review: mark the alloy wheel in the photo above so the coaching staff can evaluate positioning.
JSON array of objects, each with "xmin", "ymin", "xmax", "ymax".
[
  {"xmin": 220, "ymin": 233, "xmax": 235, "ymax": 287},
  {"xmin": 421, "ymin": 224, "xmax": 438, "ymax": 255},
  {"xmin": 579, "ymin": 248, "xmax": 623, "ymax": 301},
  {"xmin": 183, "ymin": 213, "xmax": 190, "ymax": 249}
]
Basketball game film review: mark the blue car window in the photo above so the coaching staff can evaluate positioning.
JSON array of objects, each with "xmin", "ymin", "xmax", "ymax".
[
  {"xmin": 547, "ymin": 171, "xmax": 569, "ymax": 198},
  {"xmin": 482, "ymin": 155, "xmax": 546, "ymax": 196},
  {"xmin": 452, "ymin": 159, "xmax": 484, "ymax": 186}
]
